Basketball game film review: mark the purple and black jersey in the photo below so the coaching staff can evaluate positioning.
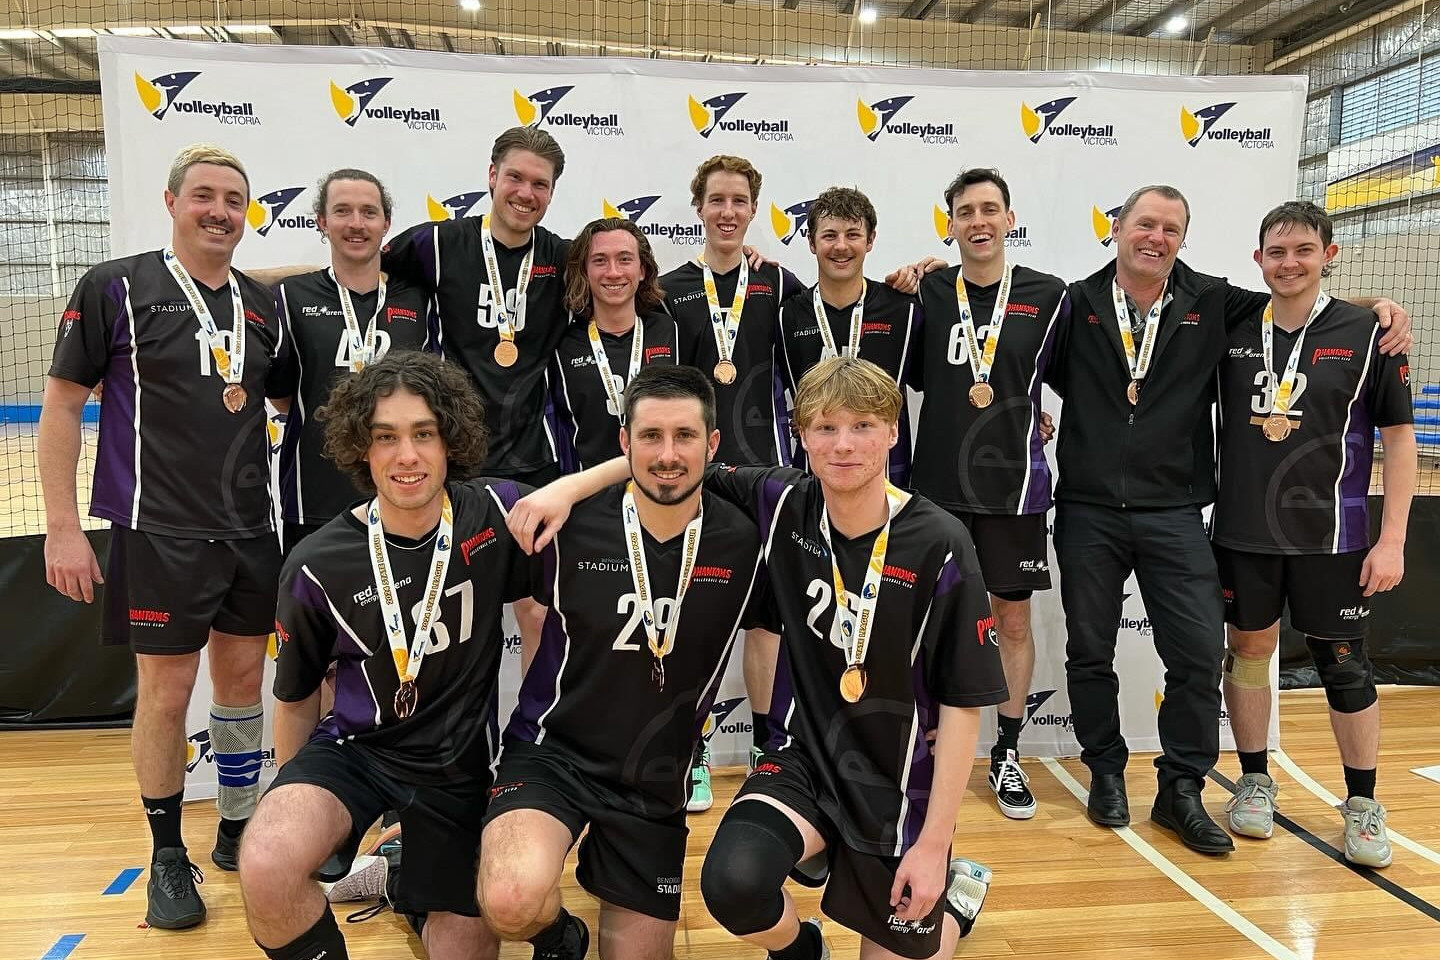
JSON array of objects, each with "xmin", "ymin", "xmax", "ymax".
[
  {"xmin": 1213, "ymin": 298, "xmax": 1412, "ymax": 555},
  {"xmin": 911, "ymin": 265, "xmax": 1067, "ymax": 515},
  {"xmin": 48, "ymin": 250, "xmax": 286, "ymax": 539},
  {"xmin": 703, "ymin": 464, "xmax": 1006, "ymax": 857},
  {"xmin": 273, "ymin": 479, "xmax": 531, "ymax": 784}
]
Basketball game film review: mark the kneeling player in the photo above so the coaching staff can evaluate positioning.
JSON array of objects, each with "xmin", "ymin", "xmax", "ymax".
[
  {"xmin": 1211, "ymin": 202, "xmax": 1414, "ymax": 867},
  {"xmin": 478, "ymin": 365, "xmax": 766, "ymax": 960},
  {"xmin": 239, "ymin": 352, "xmax": 533, "ymax": 960}
]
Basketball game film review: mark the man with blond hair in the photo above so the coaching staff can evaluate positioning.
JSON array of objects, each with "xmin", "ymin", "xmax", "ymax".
[{"xmin": 40, "ymin": 142, "xmax": 289, "ymax": 928}]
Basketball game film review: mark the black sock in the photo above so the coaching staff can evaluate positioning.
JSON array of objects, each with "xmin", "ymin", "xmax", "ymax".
[
  {"xmin": 769, "ymin": 921, "xmax": 822, "ymax": 960},
  {"xmin": 993, "ymin": 713, "xmax": 1023, "ymax": 758},
  {"xmin": 528, "ymin": 908, "xmax": 573, "ymax": 951},
  {"xmin": 219, "ymin": 816, "xmax": 247, "ymax": 840},
  {"xmin": 259, "ymin": 908, "xmax": 349, "ymax": 960},
  {"xmin": 1344, "ymin": 765, "xmax": 1377, "ymax": 800},
  {"xmin": 143, "ymin": 790, "xmax": 184, "ymax": 854},
  {"xmin": 1238, "ymin": 750, "xmax": 1269, "ymax": 776},
  {"xmin": 752, "ymin": 713, "xmax": 771, "ymax": 752}
]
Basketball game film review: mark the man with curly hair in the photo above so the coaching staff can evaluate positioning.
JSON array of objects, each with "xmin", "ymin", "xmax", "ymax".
[{"xmin": 238, "ymin": 351, "xmax": 527, "ymax": 960}]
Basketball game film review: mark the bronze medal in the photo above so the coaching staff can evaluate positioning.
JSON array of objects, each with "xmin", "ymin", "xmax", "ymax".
[
  {"xmin": 222, "ymin": 383, "xmax": 247, "ymax": 414},
  {"xmin": 839, "ymin": 665, "xmax": 868, "ymax": 703},
  {"xmin": 393, "ymin": 679, "xmax": 418, "ymax": 719},
  {"xmin": 1261, "ymin": 414, "xmax": 1292, "ymax": 442},
  {"xmin": 493, "ymin": 340, "xmax": 519, "ymax": 367},
  {"xmin": 1126, "ymin": 379, "xmax": 1140, "ymax": 406},
  {"xmin": 714, "ymin": 359, "xmax": 738, "ymax": 385},
  {"xmin": 968, "ymin": 381, "xmax": 994, "ymax": 409}
]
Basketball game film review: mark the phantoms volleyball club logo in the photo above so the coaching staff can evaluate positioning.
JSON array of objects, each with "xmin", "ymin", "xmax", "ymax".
[
  {"xmin": 1180, "ymin": 102, "xmax": 1274, "ymax": 149},
  {"xmin": 687, "ymin": 92, "xmax": 794, "ymax": 141},
  {"xmin": 330, "ymin": 77, "xmax": 447, "ymax": 130},
  {"xmin": 134, "ymin": 71, "xmax": 260, "ymax": 124},
  {"xmin": 513, "ymin": 86, "xmax": 623, "ymax": 136},
  {"xmin": 857, "ymin": 95, "xmax": 957, "ymax": 144}
]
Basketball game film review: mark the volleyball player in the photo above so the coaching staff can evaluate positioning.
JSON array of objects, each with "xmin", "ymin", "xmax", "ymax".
[
  {"xmin": 1212, "ymin": 201, "xmax": 1414, "ymax": 866},
  {"xmin": 273, "ymin": 169, "xmax": 430, "ymax": 551},
  {"xmin": 40, "ymin": 144, "xmax": 287, "ymax": 928},
  {"xmin": 239, "ymin": 351, "xmax": 523, "ymax": 960},
  {"xmin": 548, "ymin": 218, "xmax": 677, "ymax": 472},
  {"xmin": 478, "ymin": 365, "xmax": 766, "ymax": 960}
]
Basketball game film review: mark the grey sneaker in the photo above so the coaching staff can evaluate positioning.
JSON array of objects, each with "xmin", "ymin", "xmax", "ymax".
[
  {"xmin": 146, "ymin": 847, "xmax": 206, "ymax": 930},
  {"xmin": 1225, "ymin": 772, "xmax": 1278, "ymax": 839},
  {"xmin": 323, "ymin": 854, "xmax": 388, "ymax": 903},
  {"xmin": 944, "ymin": 857, "xmax": 993, "ymax": 938},
  {"xmin": 1340, "ymin": 796, "xmax": 1392, "ymax": 868}
]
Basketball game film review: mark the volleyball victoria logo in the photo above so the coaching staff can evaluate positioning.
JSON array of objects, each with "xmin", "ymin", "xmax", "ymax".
[
  {"xmin": 134, "ymin": 70, "xmax": 261, "ymax": 124},
  {"xmin": 330, "ymin": 77, "xmax": 447, "ymax": 130}
]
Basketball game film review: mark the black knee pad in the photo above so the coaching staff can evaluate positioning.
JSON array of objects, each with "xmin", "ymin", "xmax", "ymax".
[
  {"xmin": 1306, "ymin": 636, "xmax": 1377, "ymax": 714},
  {"xmin": 700, "ymin": 801, "xmax": 805, "ymax": 936}
]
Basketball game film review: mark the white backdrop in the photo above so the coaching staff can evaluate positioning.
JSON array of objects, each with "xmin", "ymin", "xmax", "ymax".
[{"xmin": 97, "ymin": 37, "xmax": 1295, "ymax": 794}]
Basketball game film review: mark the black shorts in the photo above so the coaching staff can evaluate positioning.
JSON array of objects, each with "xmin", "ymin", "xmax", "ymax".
[
  {"xmin": 281, "ymin": 520, "xmax": 327, "ymax": 558},
  {"xmin": 485, "ymin": 743, "xmax": 688, "ymax": 922},
  {"xmin": 266, "ymin": 737, "xmax": 489, "ymax": 916},
  {"xmin": 945, "ymin": 509, "xmax": 1051, "ymax": 596},
  {"xmin": 1214, "ymin": 544, "xmax": 1370, "ymax": 640},
  {"xmin": 103, "ymin": 527, "xmax": 280, "ymax": 654},
  {"xmin": 737, "ymin": 749, "xmax": 946, "ymax": 959}
]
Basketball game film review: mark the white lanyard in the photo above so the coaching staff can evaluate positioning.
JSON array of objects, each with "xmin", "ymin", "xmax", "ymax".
[
  {"xmin": 588, "ymin": 316, "xmax": 645, "ymax": 424},
  {"xmin": 812, "ymin": 281, "xmax": 867, "ymax": 360},
  {"xmin": 1262, "ymin": 291, "xmax": 1330, "ymax": 426},
  {"xmin": 366, "ymin": 492, "xmax": 454, "ymax": 719},
  {"xmin": 164, "ymin": 247, "xmax": 244, "ymax": 384},
  {"xmin": 621, "ymin": 482, "xmax": 703, "ymax": 691},
  {"xmin": 701, "ymin": 257, "xmax": 747, "ymax": 373},
  {"xmin": 956, "ymin": 264, "xmax": 1014, "ymax": 407},
  {"xmin": 480, "ymin": 216, "xmax": 533, "ymax": 359},
  {"xmin": 817, "ymin": 482, "xmax": 911, "ymax": 703},
  {"xmin": 1111, "ymin": 278, "xmax": 1166, "ymax": 404},
  {"xmin": 330, "ymin": 268, "xmax": 387, "ymax": 372}
]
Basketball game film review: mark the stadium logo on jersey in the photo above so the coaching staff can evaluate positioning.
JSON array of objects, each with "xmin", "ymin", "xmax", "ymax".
[
  {"xmin": 932, "ymin": 205, "xmax": 1032, "ymax": 248},
  {"xmin": 427, "ymin": 191, "xmax": 488, "ymax": 221},
  {"xmin": 246, "ymin": 187, "xmax": 310, "ymax": 237},
  {"xmin": 1180, "ymin": 102, "xmax": 1274, "ymax": 149},
  {"xmin": 770, "ymin": 198, "xmax": 816, "ymax": 245},
  {"xmin": 1091, "ymin": 203, "xmax": 1124, "ymax": 247},
  {"xmin": 1024, "ymin": 689, "xmax": 1075, "ymax": 730},
  {"xmin": 700, "ymin": 696, "xmax": 750, "ymax": 742},
  {"xmin": 185, "ymin": 730, "xmax": 212, "ymax": 772},
  {"xmin": 135, "ymin": 71, "xmax": 261, "ymax": 124},
  {"xmin": 1020, "ymin": 97, "xmax": 1117, "ymax": 146},
  {"xmin": 857, "ymin": 95, "xmax": 956, "ymax": 144},
  {"xmin": 687, "ymin": 92, "xmax": 794, "ymax": 141},
  {"xmin": 514, "ymin": 86, "xmax": 623, "ymax": 136},
  {"xmin": 330, "ymin": 77, "xmax": 446, "ymax": 130}
]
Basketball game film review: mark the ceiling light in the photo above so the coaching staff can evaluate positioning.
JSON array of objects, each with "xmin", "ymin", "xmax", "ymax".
[
  {"xmin": 859, "ymin": 7, "xmax": 878, "ymax": 23},
  {"xmin": 461, "ymin": 0, "xmax": 482, "ymax": 10},
  {"xmin": 1165, "ymin": 15, "xmax": 1188, "ymax": 33}
]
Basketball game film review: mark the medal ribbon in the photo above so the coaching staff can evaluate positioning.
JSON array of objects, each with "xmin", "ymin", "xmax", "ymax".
[
  {"xmin": 366, "ymin": 492, "xmax": 455, "ymax": 700},
  {"xmin": 700, "ymin": 257, "xmax": 747, "ymax": 366},
  {"xmin": 480, "ymin": 215, "xmax": 534, "ymax": 349},
  {"xmin": 1110, "ymin": 279, "xmax": 1166, "ymax": 385},
  {"xmin": 330, "ymin": 268, "xmax": 387, "ymax": 372},
  {"xmin": 812, "ymin": 281, "xmax": 867, "ymax": 360},
  {"xmin": 164, "ymin": 247, "xmax": 244, "ymax": 384},
  {"xmin": 955, "ymin": 263, "xmax": 1014, "ymax": 386},
  {"xmin": 588, "ymin": 316, "xmax": 645, "ymax": 425},
  {"xmin": 621, "ymin": 482, "xmax": 703, "ymax": 669},
  {"xmin": 817, "ymin": 482, "xmax": 911, "ymax": 676},
  {"xmin": 1262, "ymin": 291, "xmax": 1330, "ymax": 417}
]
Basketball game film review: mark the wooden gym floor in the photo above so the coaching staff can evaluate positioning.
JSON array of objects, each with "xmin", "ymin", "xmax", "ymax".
[{"xmin": 4, "ymin": 687, "xmax": 1438, "ymax": 960}]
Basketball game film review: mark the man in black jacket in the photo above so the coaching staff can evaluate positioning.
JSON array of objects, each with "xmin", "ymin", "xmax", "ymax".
[{"xmin": 1046, "ymin": 184, "xmax": 1411, "ymax": 854}]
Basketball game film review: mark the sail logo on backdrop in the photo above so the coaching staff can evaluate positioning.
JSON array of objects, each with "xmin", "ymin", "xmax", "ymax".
[
  {"xmin": 1024, "ymin": 690, "xmax": 1074, "ymax": 730},
  {"xmin": 1091, "ymin": 203, "xmax": 1124, "ymax": 246},
  {"xmin": 246, "ymin": 187, "xmax": 310, "ymax": 237},
  {"xmin": 427, "ymin": 191, "xmax": 488, "ymax": 221},
  {"xmin": 514, "ymin": 86, "xmax": 623, "ymax": 136},
  {"xmin": 1020, "ymin": 97, "xmax": 1117, "ymax": 146},
  {"xmin": 687, "ymin": 93, "xmax": 794, "ymax": 141},
  {"xmin": 857, "ymin": 95, "xmax": 957, "ymax": 144},
  {"xmin": 134, "ymin": 71, "xmax": 260, "ymax": 124},
  {"xmin": 700, "ymin": 696, "xmax": 751, "ymax": 742},
  {"xmin": 770, "ymin": 198, "xmax": 817, "ymax": 245},
  {"xmin": 1180, "ymin": 102, "xmax": 1274, "ymax": 149},
  {"xmin": 602, "ymin": 196, "xmax": 704, "ymax": 244},
  {"xmin": 330, "ymin": 77, "xmax": 447, "ymax": 130},
  {"xmin": 931, "ymin": 206, "xmax": 1032, "ymax": 248}
]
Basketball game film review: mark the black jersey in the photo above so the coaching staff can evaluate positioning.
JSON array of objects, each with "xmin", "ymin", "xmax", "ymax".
[
  {"xmin": 777, "ymin": 281, "xmax": 920, "ymax": 485},
  {"xmin": 661, "ymin": 260, "xmax": 801, "ymax": 466},
  {"xmin": 274, "ymin": 479, "xmax": 532, "ymax": 784},
  {"xmin": 382, "ymin": 219, "xmax": 570, "ymax": 475},
  {"xmin": 911, "ymin": 265, "xmax": 1067, "ymax": 515},
  {"xmin": 504, "ymin": 485, "xmax": 765, "ymax": 815},
  {"xmin": 48, "ymin": 250, "xmax": 286, "ymax": 539},
  {"xmin": 704, "ymin": 464, "xmax": 1006, "ymax": 857},
  {"xmin": 1212, "ymin": 298, "xmax": 1412, "ymax": 555},
  {"xmin": 273, "ymin": 269, "xmax": 431, "ymax": 525},
  {"xmin": 548, "ymin": 311, "xmax": 679, "ymax": 472}
]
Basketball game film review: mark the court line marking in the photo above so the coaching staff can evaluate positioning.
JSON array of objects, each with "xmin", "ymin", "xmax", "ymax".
[
  {"xmin": 1272, "ymin": 748, "xmax": 1440, "ymax": 867},
  {"xmin": 1040, "ymin": 758, "xmax": 1300, "ymax": 960},
  {"xmin": 40, "ymin": 935, "xmax": 85, "ymax": 960},
  {"xmin": 102, "ymin": 867, "xmax": 143, "ymax": 896},
  {"xmin": 1210, "ymin": 770, "xmax": 1440, "ymax": 923}
]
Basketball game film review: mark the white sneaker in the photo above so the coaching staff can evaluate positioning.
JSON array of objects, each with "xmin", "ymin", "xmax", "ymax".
[{"xmin": 1340, "ymin": 796, "xmax": 1392, "ymax": 868}]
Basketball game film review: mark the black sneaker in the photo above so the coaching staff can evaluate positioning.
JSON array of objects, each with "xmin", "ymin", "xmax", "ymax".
[
  {"xmin": 533, "ymin": 912, "xmax": 589, "ymax": 960},
  {"xmin": 146, "ymin": 847, "xmax": 206, "ymax": 930},
  {"xmin": 988, "ymin": 750, "xmax": 1037, "ymax": 820},
  {"xmin": 211, "ymin": 824, "xmax": 240, "ymax": 872}
]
